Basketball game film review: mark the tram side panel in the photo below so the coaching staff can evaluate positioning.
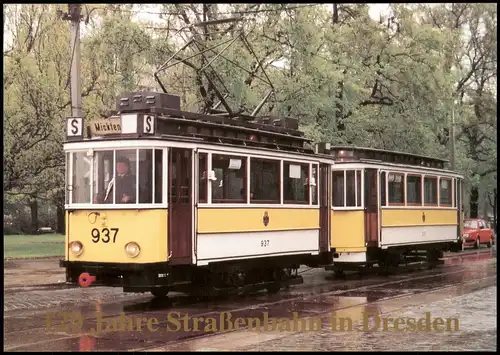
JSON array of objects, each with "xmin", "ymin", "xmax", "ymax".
[
  {"xmin": 196, "ymin": 207, "xmax": 320, "ymax": 266},
  {"xmin": 380, "ymin": 208, "xmax": 458, "ymax": 248},
  {"xmin": 331, "ymin": 210, "xmax": 367, "ymax": 263}
]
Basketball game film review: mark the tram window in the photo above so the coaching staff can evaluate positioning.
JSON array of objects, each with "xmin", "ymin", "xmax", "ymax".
[
  {"xmin": 154, "ymin": 150, "xmax": 163, "ymax": 204},
  {"xmin": 138, "ymin": 150, "xmax": 151, "ymax": 203},
  {"xmin": 332, "ymin": 171, "xmax": 344, "ymax": 207},
  {"xmin": 439, "ymin": 178, "xmax": 452, "ymax": 206},
  {"xmin": 283, "ymin": 162, "xmax": 309, "ymax": 204},
  {"xmin": 311, "ymin": 165, "xmax": 318, "ymax": 205},
  {"xmin": 357, "ymin": 170, "xmax": 362, "ymax": 206},
  {"xmin": 388, "ymin": 173, "xmax": 404, "ymax": 205},
  {"xmin": 380, "ymin": 172, "xmax": 386, "ymax": 206},
  {"xmin": 345, "ymin": 170, "xmax": 356, "ymax": 206},
  {"xmin": 251, "ymin": 158, "xmax": 280, "ymax": 203},
  {"xmin": 406, "ymin": 175, "xmax": 422, "ymax": 205},
  {"xmin": 114, "ymin": 150, "xmax": 137, "ymax": 204},
  {"xmin": 424, "ymin": 176, "xmax": 438, "ymax": 205},
  {"xmin": 198, "ymin": 153, "xmax": 208, "ymax": 203},
  {"xmin": 65, "ymin": 153, "xmax": 70, "ymax": 205},
  {"xmin": 72, "ymin": 151, "xmax": 91, "ymax": 203},
  {"xmin": 92, "ymin": 150, "xmax": 113, "ymax": 204},
  {"xmin": 212, "ymin": 154, "xmax": 246, "ymax": 203},
  {"xmin": 453, "ymin": 179, "xmax": 458, "ymax": 208},
  {"xmin": 138, "ymin": 149, "xmax": 155, "ymax": 204}
]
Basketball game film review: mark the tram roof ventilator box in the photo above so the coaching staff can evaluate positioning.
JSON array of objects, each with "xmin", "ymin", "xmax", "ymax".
[{"xmin": 116, "ymin": 92, "xmax": 181, "ymax": 113}]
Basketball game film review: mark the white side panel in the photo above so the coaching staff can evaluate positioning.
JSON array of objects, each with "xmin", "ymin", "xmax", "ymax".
[
  {"xmin": 381, "ymin": 225, "xmax": 457, "ymax": 247},
  {"xmin": 334, "ymin": 252, "xmax": 367, "ymax": 263},
  {"xmin": 196, "ymin": 229, "xmax": 319, "ymax": 265}
]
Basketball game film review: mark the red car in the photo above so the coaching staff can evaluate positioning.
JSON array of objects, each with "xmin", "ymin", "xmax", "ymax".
[{"xmin": 462, "ymin": 218, "xmax": 495, "ymax": 248}]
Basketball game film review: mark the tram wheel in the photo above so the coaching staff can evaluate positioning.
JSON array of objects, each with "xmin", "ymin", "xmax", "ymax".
[{"xmin": 150, "ymin": 287, "xmax": 169, "ymax": 298}]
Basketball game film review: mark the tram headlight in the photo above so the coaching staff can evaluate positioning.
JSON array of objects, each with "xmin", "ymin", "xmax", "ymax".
[
  {"xmin": 70, "ymin": 241, "xmax": 84, "ymax": 256},
  {"xmin": 125, "ymin": 242, "xmax": 141, "ymax": 258}
]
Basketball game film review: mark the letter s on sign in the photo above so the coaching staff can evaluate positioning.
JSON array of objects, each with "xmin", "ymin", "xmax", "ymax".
[
  {"xmin": 143, "ymin": 115, "xmax": 154, "ymax": 134},
  {"xmin": 67, "ymin": 117, "xmax": 83, "ymax": 137}
]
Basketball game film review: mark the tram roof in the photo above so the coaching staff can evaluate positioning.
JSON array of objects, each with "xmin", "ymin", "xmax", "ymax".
[{"xmin": 316, "ymin": 144, "xmax": 448, "ymax": 169}]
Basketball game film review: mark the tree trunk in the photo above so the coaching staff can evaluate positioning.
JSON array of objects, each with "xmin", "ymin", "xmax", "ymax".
[
  {"xmin": 30, "ymin": 199, "xmax": 39, "ymax": 234},
  {"xmin": 469, "ymin": 186, "xmax": 479, "ymax": 218}
]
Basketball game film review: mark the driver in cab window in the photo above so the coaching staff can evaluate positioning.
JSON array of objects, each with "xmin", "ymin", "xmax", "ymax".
[{"xmin": 114, "ymin": 156, "xmax": 136, "ymax": 203}]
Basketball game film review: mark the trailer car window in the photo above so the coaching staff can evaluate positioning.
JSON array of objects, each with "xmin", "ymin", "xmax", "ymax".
[
  {"xmin": 311, "ymin": 165, "xmax": 318, "ymax": 205},
  {"xmin": 380, "ymin": 172, "xmax": 386, "ymax": 206},
  {"xmin": 388, "ymin": 173, "xmax": 404, "ymax": 205},
  {"xmin": 406, "ymin": 175, "xmax": 422, "ymax": 205},
  {"xmin": 439, "ymin": 178, "xmax": 452, "ymax": 206},
  {"xmin": 345, "ymin": 170, "xmax": 356, "ymax": 206},
  {"xmin": 198, "ymin": 153, "xmax": 208, "ymax": 203},
  {"xmin": 332, "ymin": 171, "xmax": 344, "ymax": 207},
  {"xmin": 424, "ymin": 176, "xmax": 438, "ymax": 205}
]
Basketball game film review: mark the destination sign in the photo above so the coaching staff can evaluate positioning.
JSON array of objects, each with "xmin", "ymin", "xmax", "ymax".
[{"xmin": 89, "ymin": 118, "xmax": 121, "ymax": 135}]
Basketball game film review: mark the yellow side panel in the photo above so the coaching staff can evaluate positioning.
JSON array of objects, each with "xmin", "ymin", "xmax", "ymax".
[
  {"xmin": 330, "ymin": 210, "xmax": 366, "ymax": 249},
  {"xmin": 197, "ymin": 208, "xmax": 319, "ymax": 233},
  {"xmin": 68, "ymin": 209, "xmax": 168, "ymax": 263},
  {"xmin": 381, "ymin": 209, "xmax": 457, "ymax": 227}
]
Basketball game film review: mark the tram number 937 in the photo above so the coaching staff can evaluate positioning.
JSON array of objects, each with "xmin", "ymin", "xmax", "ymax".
[
  {"xmin": 261, "ymin": 240, "xmax": 270, "ymax": 247},
  {"xmin": 91, "ymin": 228, "xmax": 119, "ymax": 243}
]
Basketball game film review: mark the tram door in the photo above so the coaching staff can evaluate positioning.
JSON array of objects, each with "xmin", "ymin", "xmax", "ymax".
[
  {"xmin": 168, "ymin": 148, "xmax": 193, "ymax": 264},
  {"xmin": 319, "ymin": 164, "xmax": 331, "ymax": 252},
  {"xmin": 364, "ymin": 169, "xmax": 379, "ymax": 246}
]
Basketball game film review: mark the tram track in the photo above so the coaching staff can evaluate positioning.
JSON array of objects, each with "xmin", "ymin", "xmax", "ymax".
[
  {"xmin": 3, "ymin": 250, "xmax": 493, "ymax": 323},
  {"xmin": 3, "ymin": 248, "xmax": 492, "ymax": 294},
  {"xmin": 3, "ymin": 255, "xmax": 495, "ymax": 351}
]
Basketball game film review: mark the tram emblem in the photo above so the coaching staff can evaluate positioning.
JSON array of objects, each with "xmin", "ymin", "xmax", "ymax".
[
  {"xmin": 100, "ymin": 212, "xmax": 108, "ymax": 227},
  {"xmin": 263, "ymin": 211, "xmax": 269, "ymax": 226},
  {"xmin": 422, "ymin": 212, "xmax": 426, "ymax": 223}
]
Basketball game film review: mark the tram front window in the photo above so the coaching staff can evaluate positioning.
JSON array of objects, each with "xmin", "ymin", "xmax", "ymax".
[
  {"xmin": 72, "ymin": 152, "xmax": 91, "ymax": 203},
  {"xmin": 92, "ymin": 150, "xmax": 112, "ymax": 203},
  {"xmin": 86, "ymin": 148, "xmax": 163, "ymax": 205}
]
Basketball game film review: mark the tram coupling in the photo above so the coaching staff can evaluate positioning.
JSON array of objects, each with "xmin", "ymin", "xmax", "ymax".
[{"xmin": 78, "ymin": 272, "xmax": 96, "ymax": 288}]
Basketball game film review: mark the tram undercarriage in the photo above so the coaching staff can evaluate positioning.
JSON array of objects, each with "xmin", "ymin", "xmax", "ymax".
[
  {"xmin": 61, "ymin": 253, "xmax": 323, "ymax": 297},
  {"xmin": 326, "ymin": 241, "xmax": 462, "ymax": 275}
]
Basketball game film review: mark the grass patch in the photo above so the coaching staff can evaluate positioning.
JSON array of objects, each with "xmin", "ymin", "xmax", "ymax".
[{"xmin": 4, "ymin": 234, "xmax": 65, "ymax": 259}]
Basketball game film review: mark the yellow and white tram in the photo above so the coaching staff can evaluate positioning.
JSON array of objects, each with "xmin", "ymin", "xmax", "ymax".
[
  {"xmin": 61, "ymin": 91, "xmax": 331, "ymax": 296},
  {"xmin": 60, "ymin": 91, "xmax": 464, "ymax": 296},
  {"xmin": 315, "ymin": 145, "xmax": 464, "ymax": 272}
]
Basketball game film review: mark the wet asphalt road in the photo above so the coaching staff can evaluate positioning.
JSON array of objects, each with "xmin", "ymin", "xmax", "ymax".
[{"xmin": 3, "ymin": 249, "xmax": 496, "ymax": 352}]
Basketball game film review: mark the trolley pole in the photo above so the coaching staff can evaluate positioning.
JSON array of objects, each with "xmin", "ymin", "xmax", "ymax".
[{"xmin": 60, "ymin": 4, "xmax": 84, "ymax": 118}]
